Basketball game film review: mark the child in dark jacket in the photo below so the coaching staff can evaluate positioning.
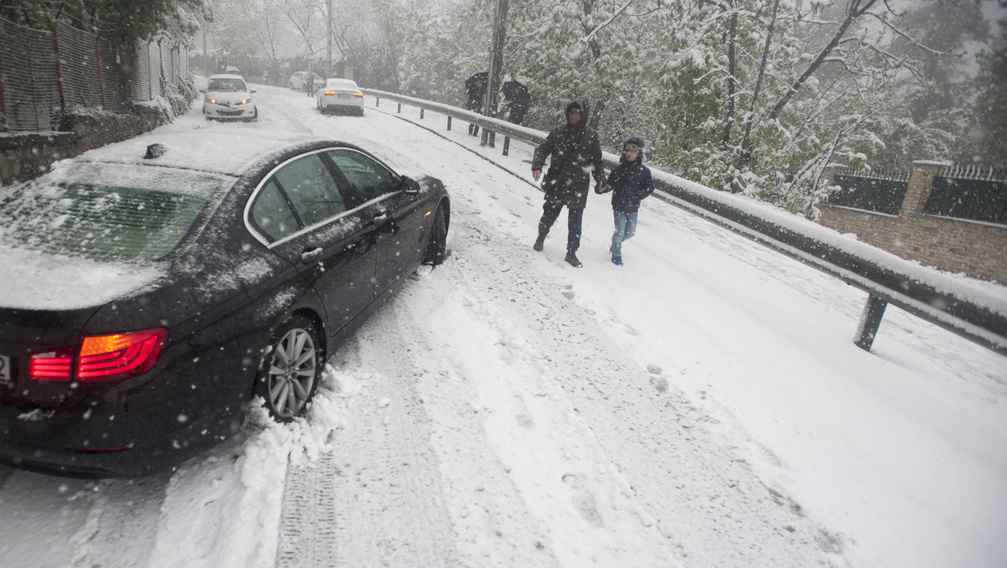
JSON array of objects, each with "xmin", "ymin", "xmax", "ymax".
[{"xmin": 597, "ymin": 137, "xmax": 655, "ymax": 265}]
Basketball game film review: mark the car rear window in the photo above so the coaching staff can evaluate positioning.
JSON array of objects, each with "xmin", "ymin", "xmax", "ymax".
[
  {"xmin": 0, "ymin": 164, "xmax": 229, "ymax": 261},
  {"xmin": 326, "ymin": 80, "xmax": 358, "ymax": 90}
]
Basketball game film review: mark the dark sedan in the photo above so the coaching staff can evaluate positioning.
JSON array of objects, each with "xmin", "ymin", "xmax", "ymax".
[{"xmin": 0, "ymin": 131, "xmax": 450, "ymax": 477}]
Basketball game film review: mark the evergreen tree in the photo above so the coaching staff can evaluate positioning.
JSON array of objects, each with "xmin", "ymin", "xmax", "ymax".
[{"xmin": 966, "ymin": 17, "xmax": 1007, "ymax": 165}]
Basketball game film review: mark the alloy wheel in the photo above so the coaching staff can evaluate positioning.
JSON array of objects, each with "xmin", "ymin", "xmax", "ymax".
[{"xmin": 265, "ymin": 327, "xmax": 317, "ymax": 420}]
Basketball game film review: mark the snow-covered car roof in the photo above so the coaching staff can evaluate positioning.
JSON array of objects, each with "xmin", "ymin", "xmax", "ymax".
[{"xmin": 58, "ymin": 131, "xmax": 336, "ymax": 177}]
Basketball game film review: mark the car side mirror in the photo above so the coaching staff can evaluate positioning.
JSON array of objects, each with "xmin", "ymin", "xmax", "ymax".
[
  {"xmin": 199, "ymin": 88, "xmax": 206, "ymax": 93},
  {"xmin": 401, "ymin": 176, "xmax": 421, "ymax": 195},
  {"xmin": 250, "ymin": 89, "xmax": 257, "ymax": 94}
]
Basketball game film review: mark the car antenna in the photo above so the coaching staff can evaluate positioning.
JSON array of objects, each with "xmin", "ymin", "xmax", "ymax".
[{"xmin": 144, "ymin": 143, "xmax": 167, "ymax": 159}]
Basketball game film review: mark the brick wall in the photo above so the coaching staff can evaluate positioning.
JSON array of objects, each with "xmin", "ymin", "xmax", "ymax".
[{"xmin": 819, "ymin": 161, "xmax": 1007, "ymax": 283}]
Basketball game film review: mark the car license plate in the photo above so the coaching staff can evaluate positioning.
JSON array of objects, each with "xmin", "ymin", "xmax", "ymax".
[
  {"xmin": 338, "ymin": 94, "xmax": 352, "ymax": 99},
  {"xmin": 0, "ymin": 354, "xmax": 10, "ymax": 384}
]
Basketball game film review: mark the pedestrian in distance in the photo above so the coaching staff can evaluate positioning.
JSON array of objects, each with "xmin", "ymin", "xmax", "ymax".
[
  {"xmin": 531, "ymin": 101, "xmax": 606, "ymax": 268},
  {"xmin": 502, "ymin": 81, "xmax": 530, "ymax": 125},
  {"xmin": 596, "ymin": 137, "xmax": 654, "ymax": 266},
  {"xmin": 465, "ymin": 72, "xmax": 488, "ymax": 136}
]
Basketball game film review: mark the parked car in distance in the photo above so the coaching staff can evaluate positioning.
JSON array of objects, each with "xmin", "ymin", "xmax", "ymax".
[
  {"xmin": 289, "ymin": 71, "xmax": 323, "ymax": 92},
  {"xmin": 201, "ymin": 74, "xmax": 257, "ymax": 121},
  {"xmin": 0, "ymin": 131, "xmax": 450, "ymax": 478},
  {"xmin": 317, "ymin": 79, "xmax": 365, "ymax": 116}
]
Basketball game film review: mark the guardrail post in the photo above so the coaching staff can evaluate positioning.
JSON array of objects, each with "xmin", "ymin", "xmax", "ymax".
[
  {"xmin": 420, "ymin": 108, "xmax": 424, "ymax": 119},
  {"xmin": 503, "ymin": 136, "xmax": 510, "ymax": 156},
  {"xmin": 375, "ymin": 97, "xmax": 379, "ymax": 107},
  {"xmin": 397, "ymin": 102, "xmax": 402, "ymax": 113},
  {"xmin": 855, "ymin": 294, "xmax": 889, "ymax": 351},
  {"xmin": 447, "ymin": 116, "xmax": 452, "ymax": 130}
]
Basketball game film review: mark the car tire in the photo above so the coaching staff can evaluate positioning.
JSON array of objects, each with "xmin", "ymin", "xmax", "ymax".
[
  {"xmin": 257, "ymin": 315, "xmax": 322, "ymax": 422},
  {"xmin": 422, "ymin": 203, "xmax": 448, "ymax": 265},
  {"xmin": 357, "ymin": 107, "xmax": 364, "ymax": 117}
]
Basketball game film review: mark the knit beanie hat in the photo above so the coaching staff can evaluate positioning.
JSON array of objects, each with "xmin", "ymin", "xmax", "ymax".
[
  {"xmin": 624, "ymin": 137, "xmax": 645, "ymax": 152},
  {"xmin": 624, "ymin": 137, "xmax": 645, "ymax": 158}
]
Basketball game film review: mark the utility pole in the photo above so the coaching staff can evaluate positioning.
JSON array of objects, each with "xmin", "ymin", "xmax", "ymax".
[
  {"xmin": 326, "ymin": 0, "xmax": 333, "ymax": 78},
  {"xmin": 202, "ymin": 26, "xmax": 209, "ymax": 78},
  {"xmin": 480, "ymin": 0, "xmax": 509, "ymax": 147}
]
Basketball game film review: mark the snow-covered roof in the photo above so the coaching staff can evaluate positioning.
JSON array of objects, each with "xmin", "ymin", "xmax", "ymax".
[{"xmin": 66, "ymin": 131, "xmax": 335, "ymax": 177}]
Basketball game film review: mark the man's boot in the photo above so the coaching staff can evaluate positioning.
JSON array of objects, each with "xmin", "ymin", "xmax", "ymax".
[
  {"xmin": 565, "ymin": 252, "xmax": 582, "ymax": 267},
  {"xmin": 533, "ymin": 234, "xmax": 545, "ymax": 252}
]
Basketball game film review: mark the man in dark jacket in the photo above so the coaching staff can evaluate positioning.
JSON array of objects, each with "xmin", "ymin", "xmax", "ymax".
[
  {"xmin": 531, "ymin": 101, "xmax": 606, "ymax": 267},
  {"xmin": 465, "ymin": 73, "xmax": 487, "ymax": 136},
  {"xmin": 597, "ymin": 137, "xmax": 654, "ymax": 265},
  {"xmin": 502, "ymin": 81, "xmax": 530, "ymax": 125}
]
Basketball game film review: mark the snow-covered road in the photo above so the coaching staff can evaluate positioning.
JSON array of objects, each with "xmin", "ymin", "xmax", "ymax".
[{"xmin": 2, "ymin": 82, "xmax": 1005, "ymax": 568}]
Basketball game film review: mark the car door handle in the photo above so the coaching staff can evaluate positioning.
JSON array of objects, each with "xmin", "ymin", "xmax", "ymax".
[{"xmin": 301, "ymin": 247, "xmax": 324, "ymax": 262}]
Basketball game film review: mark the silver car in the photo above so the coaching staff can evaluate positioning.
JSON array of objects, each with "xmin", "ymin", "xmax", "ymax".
[
  {"xmin": 201, "ymin": 74, "xmax": 257, "ymax": 121},
  {"xmin": 289, "ymin": 71, "xmax": 323, "ymax": 92}
]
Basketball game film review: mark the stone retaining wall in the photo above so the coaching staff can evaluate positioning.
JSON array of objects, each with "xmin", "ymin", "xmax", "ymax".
[
  {"xmin": 0, "ymin": 105, "xmax": 168, "ymax": 186},
  {"xmin": 0, "ymin": 81, "xmax": 194, "ymax": 187}
]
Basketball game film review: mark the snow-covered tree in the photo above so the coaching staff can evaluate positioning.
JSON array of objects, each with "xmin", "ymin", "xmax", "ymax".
[
  {"xmin": 969, "ymin": 17, "xmax": 1007, "ymax": 165},
  {"xmin": 1, "ymin": 0, "xmax": 209, "ymax": 41},
  {"xmin": 202, "ymin": 0, "xmax": 1005, "ymax": 217}
]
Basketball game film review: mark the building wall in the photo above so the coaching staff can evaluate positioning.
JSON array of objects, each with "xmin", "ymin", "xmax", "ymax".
[{"xmin": 819, "ymin": 161, "xmax": 1007, "ymax": 283}]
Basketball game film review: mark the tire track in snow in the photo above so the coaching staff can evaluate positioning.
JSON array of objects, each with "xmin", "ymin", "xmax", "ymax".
[
  {"xmin": 275, "ymin": 309, "xmax": 461, "ymax": 568},
  {"xmin": 275, "ymin": 432, "xmax": 341, "ymax": 568}
]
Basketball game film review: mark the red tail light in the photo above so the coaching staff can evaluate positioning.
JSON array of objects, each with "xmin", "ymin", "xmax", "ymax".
[
  {"xmin": 78, "ymin": 329, "xmax": 168, "ymax": 381},
  {"xmin": 353, "ymin": 93, "xmax": 363, "ymax": 98},
  {"xmin": 30, "ymin": 349, "xmax": 74, "ymax": 381},
  {"xmin": 31, "ymin": 329, "xmax": 168, "ymax": 382}
]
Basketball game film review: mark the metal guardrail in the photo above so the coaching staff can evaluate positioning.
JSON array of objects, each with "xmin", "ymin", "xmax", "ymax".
[{"xmin": 363, "ymin": 88, "xmax": 1007, "ymax": 357}]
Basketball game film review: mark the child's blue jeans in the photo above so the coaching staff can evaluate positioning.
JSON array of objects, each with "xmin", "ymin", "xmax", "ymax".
[{"xmin": 610, "ymin": 211, "xmax": 638, "ymax": 255}]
